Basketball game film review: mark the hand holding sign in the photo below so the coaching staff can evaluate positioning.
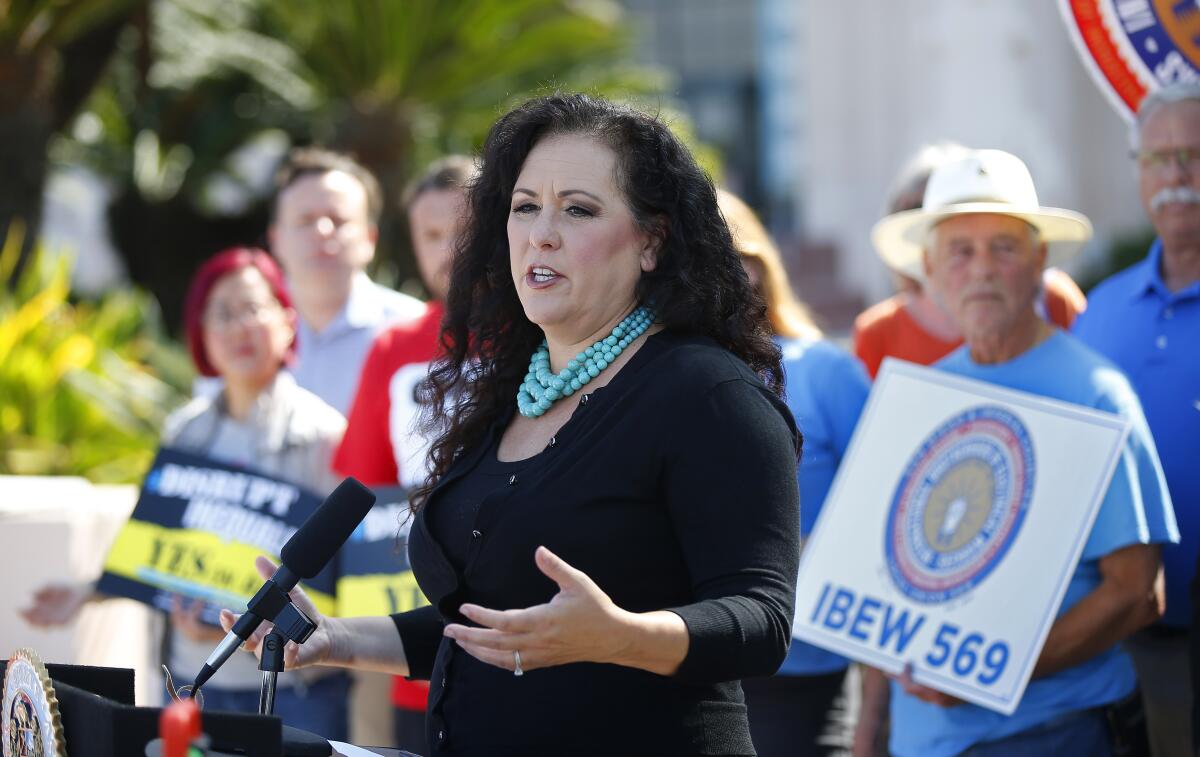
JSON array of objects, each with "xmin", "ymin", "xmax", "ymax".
[
  {"xmin": 97, "ymin": 447, "xmax": 338, "ymax": 624},
  {"xmin": 172, "ymin": 595, "xmax": 225, "ymax": 643},
  {"xmin": 892, "ymin": 663, "xmax": 964, "ymax": 708},
  {"xmin": 792, "ymin": 362, "xmax": 1130, "ymax": 713},
  {"xmin": 19, "ymin": 582, "xmax": 93, "ymax": 628}
]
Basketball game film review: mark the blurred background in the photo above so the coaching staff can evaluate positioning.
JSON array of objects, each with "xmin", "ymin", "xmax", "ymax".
[{"xmin": 0, "ymin": 0, "xmax": 1150, "ymax": 485}]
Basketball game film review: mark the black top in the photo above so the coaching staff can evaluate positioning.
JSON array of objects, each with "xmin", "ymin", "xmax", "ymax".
[
  {"xmin": 426, "ymin": 444, "xmax": 529, "ymax": 573},
  {"xmin": 392, "ymin": 330, "xmax": 802, "ymax": 756}
]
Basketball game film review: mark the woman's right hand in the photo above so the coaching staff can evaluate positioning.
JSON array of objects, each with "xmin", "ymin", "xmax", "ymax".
[
  {"xmin": 219, "ymin": 555, "xmax": 338, "ymax": 671},
  {"xmin": 20, "ymin": 583, "xmax": 95, "ymax": 628}
]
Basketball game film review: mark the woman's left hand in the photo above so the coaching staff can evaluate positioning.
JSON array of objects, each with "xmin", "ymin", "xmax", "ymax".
[{"xmin": 443, "ymin": 546, "xmax": 633, "ymax": 674}]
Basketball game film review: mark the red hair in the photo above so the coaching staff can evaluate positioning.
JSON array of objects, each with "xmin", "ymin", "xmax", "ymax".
[{"xmin": 183, "ymin": 247, "xmax": 296, "ymax": 377}]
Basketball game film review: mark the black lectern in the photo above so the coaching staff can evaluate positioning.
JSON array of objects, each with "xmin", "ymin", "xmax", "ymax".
[{"xmin": 0, "ymin": 660, "xmax": 284, "ymax": 756}]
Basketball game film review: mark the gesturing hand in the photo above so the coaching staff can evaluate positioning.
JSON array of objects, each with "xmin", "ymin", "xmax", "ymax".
[
  {"xmin": 443, "ymin": 546, "xmax": 633, "ymax": 674},
  {"xmin": 218, "ymin": 555, "xmax": 335, "ymax": 671}
]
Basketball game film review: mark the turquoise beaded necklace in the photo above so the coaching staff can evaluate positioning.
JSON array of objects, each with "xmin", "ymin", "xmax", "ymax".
[{"xmin": 517, "ymin": 306, "xmax": 654, "ymax": 418}]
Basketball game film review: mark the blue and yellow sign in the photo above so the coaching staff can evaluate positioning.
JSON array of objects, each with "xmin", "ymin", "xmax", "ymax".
[
  {"xmin": 97, "ymin": 447, "xmax": 336, "ymax": 623},
  {"xmin": 99, "ymin": 448, "xmax": 429, "ymax": 626},
  {"xmin": 336, "ymin": 486, "xmax": 429, "ymax": 618}
]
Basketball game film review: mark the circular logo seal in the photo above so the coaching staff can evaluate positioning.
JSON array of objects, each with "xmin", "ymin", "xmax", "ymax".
[
  {"xmin": 1060, "ymin": 0, "xmax": 1200, "ymax": 121},
  {"xmin": 885, "ymin": 406, "xmax": 1035, "ymax": 605},
  {"xmin": 2, "ymin": 650, "xmax": 64, "ymax": 757}
]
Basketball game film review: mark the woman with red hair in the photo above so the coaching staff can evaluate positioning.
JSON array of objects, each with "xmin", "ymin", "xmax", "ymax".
[{"xmin": 22, "ymin": 247, "xmax": 351, "ymax": 739}]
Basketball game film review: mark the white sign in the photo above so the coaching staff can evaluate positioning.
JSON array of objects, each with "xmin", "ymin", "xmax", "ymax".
[{"xmin": 793, "ymin": 359, "xmax": 1129, "ymax": 714}]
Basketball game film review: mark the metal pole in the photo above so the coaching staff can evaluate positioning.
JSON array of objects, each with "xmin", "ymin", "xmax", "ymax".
[{"xmin": 258, "ymin": 631, "xmax": 286, "ymax": 716}]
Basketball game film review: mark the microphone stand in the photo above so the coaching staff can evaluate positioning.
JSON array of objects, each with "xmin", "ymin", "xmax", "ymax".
[
  {"xmin": 189, "ymin": 477, "xmax": 376, "ymax": 700},
  {"xmin": 193, "ymin": 579, "xmax": 317, "ymax": 696},
  {"xmin": 258, "ymin": 630, "xmax": 287, "ymax": 715}
]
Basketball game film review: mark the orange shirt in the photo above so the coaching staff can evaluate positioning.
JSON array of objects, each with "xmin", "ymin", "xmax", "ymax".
[
  {"xmin": 853, "ymin": 269, "xmax": 1087, "ymax": 379},
  {"xmin": 333, "ymin": 303, "xmax": 444, "ymax": 713},
  {"xmin": 1042, "ymin": 267, "xmax": 1088, "ymax": 331}
]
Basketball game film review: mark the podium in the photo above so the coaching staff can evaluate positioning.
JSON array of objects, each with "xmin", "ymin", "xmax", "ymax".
[{"xmin": 0, "ymin": 659, "xmax": 311, "ymax": 757}]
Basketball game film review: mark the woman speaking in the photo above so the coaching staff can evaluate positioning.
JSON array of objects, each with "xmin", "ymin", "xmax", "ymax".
[{"xmin": 228, "ymin": 93, "xmax": 801, "ymax": 756}]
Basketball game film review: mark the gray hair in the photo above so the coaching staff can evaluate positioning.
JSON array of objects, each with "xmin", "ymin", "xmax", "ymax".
[
  {"xmin": 1132, "ymin": 81, "xmax": 1200, "ymax": 149},
  {"xmin": 886, "ymin": 141, "xmax": 971, "ymax": 214}
]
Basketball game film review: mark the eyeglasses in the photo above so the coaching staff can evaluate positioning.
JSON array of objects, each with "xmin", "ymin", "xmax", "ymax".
[
  {"xmin": 1131, "ymin": 147, "xmax": 1200, "ymax": 174},
  {"xmin": 203, "ymin": 300, "xmax": 282, "ymax": 330}
]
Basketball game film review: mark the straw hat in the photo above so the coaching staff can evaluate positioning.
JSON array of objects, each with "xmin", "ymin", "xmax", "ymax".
[{"xmin": 871, "ymin": 149, "xmax": 1092, "ymax": 278}]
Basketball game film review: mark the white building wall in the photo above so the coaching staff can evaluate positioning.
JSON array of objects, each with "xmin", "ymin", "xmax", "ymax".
[
  {"xmin": 799, "ymin": 0, "xmax": 1146, "ymax": 303},
  {"xmin": 758, "ymin": 0, "xmax": 807, "ymax": 231}
]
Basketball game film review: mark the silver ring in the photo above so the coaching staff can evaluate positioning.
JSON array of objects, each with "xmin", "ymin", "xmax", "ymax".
[{"xmin": 513, "ymin": 650, "xmax": 524, "ymax": 677}]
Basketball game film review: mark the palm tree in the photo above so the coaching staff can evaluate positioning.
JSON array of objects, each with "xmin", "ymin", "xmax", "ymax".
[
  {"xmin": 49, "ymin": 0, "xmax": 665, "ymax": 316},
  {"xmin": 0, "ymin": 0, "xmax": 147, "ymax": 281},
  {"xmin": 259, "ymin": 0, "xmax": 664, "ymax": 288}
]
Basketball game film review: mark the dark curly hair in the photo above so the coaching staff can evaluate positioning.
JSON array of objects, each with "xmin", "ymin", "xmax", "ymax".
[{"xmin": 412, "ymin": 93, "xmax": 783, "ymax": 510}]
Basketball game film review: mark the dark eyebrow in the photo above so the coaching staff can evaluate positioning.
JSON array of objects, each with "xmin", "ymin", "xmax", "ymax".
[
  {"xmin": 559, "ymin": 189, "xmax": 603, "ymax": 204},
  {"xmin": 511, "ymin": 187, "xmax": 604, "ymax": 204}
]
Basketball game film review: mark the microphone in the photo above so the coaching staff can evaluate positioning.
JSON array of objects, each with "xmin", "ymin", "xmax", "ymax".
[{"xmin": 191, "ymin": 477, "xmax": 376, "ymax": 692}]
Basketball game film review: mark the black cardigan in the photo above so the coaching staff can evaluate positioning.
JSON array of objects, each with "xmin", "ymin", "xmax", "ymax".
[{"xmin": 392, "ymin": 330, "xmax": 802, "ymax": 756}]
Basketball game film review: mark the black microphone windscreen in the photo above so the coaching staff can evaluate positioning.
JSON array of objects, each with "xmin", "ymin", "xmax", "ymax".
[{"xmin": 280, "ymin": 477, "xmax": 376, "ymax": 578}]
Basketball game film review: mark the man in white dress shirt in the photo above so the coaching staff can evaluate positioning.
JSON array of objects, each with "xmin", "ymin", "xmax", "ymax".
[{"xmin": 268, "ymin": 148, "xmax": 425, "ymax": 415}]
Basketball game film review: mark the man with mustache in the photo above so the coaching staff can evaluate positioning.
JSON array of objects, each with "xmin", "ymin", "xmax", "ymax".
[
  {"xmin": 864, "ymin": 148, "xmax": 1177, "ymax": 756},
  {"xmin": 1073, "ymin": 81, "xmax": 1200, "ymax": 757}
]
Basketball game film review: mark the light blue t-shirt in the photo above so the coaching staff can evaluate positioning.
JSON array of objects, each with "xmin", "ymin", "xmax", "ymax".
[
  {"xmin": 1073, "ymin": 239, "xmax": 1200, "ymax": 628},
  {"xmin": 778, "ymin": 338, "xmax": 870, "ymax": 675},
  {"xmin": 890, "ymin": 330, "xmax": 1179, "ymax": 757}
]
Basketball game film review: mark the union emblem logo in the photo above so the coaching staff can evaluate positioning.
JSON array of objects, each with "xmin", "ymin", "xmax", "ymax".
[
  {"xmin": 1061, "ymin": 0, "xmax": 1200, "ymax": 120},
  {"xmin": 884, "ymin": 406, "xmax": 1035, "ymax": 604}
]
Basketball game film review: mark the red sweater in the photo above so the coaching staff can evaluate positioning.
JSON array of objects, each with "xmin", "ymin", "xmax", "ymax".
[{"xmin": 334, "ymin": 302, "xmax": 444, "ymax": 711}]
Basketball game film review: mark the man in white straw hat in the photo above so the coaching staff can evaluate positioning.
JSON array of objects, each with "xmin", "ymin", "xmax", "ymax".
[
  {"xmin": 1073, "ymin": 81, "xmax": 1200, "ymax": 757},
  {"xmin": 864, "ymin": 148, "xmax": 1178, "ymax": 757},
  {"xmin": 852, "ymin": 142, "xmax": 1087, "ymax": 380}
]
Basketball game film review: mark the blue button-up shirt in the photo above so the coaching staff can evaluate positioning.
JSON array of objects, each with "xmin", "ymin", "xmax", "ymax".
[
  {"xmin": 291, "ymin": 273, "xmax": 425, "ymax": 416},
  {"xmin": 1073, "ymin": 239, "xmax": 1200, "ymax": 628}
]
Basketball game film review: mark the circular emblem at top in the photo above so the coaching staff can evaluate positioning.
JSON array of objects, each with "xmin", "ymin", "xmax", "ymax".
[
  {"xmin": 2, "ymin": 649, "xmax": 65, "ymax": 757},
  {"xmin": 1060, "ymin": 0, "xmax": 1200, "ymax": 121},
  {"xmin": 885, "ymin": 406, "xmax": 1035, "ymax": 605}
]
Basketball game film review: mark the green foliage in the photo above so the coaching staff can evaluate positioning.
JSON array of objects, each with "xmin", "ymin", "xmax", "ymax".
[
  {"xmin": 55, "ymin": 0, "xmax": 673, "ymax": 207},
  {"xmin": 45, "ymin": 0, "xmax": 718, "ymax": 303},
  {"xmin": 262, "ymin": 0, "xmax": 655, "ymax": 143},
  {"xmin": 49, "ymin": 0, "xmax": 317, "ymax": 208},
  {"xmin": 0, "ymin": 0, "xmax": 142, "ymax": 53},
  {"xmin": 0, "ymin": 226, "xmax": 192, "ymax": 483}
]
